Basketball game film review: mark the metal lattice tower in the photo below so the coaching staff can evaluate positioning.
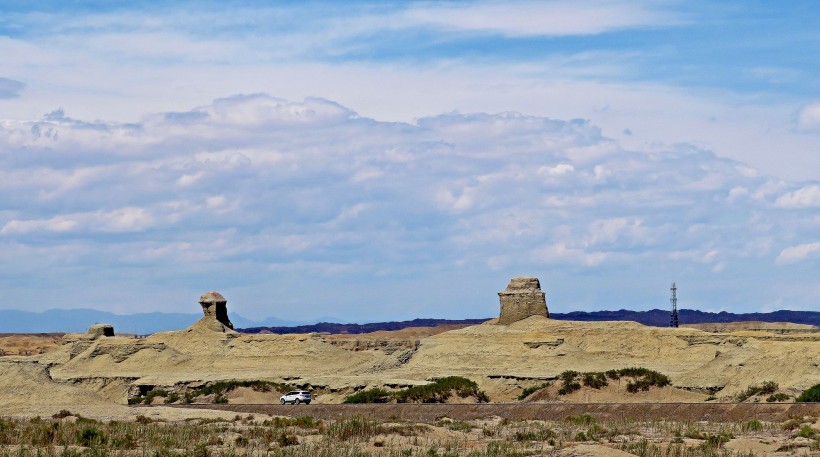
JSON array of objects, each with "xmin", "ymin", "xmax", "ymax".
[{"xmin": 669, "ymin": 282, "xmax": 679, "ymax": 328}]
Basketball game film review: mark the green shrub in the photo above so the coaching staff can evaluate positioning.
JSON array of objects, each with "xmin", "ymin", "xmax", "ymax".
[
  {"xmin": 557, "ymin": 371, "xmax": 581, "ymax": 395},
  {"xmin": 559, "ymin": 371, "xmax": 579, "ymax": 383},
  {"xmin": 77, "ymin": 427, "xmax": 106, "ymax": 447},
  {"xmin": 766, "ymin": 392, "xmax": 791, "ymax": 402},
  {"xmin": 212, "ymin": 394, "xmax": 228, "ymax": 404},
  {"xmin": 518, "ymin": 382, "xmax": 550, "ymax": 400},
  {"xmin": 396, "ymin": 376, "xmax": 487, "ymax": 403},
  {"xmin": 137, "ymin": 388, "xmax": 170, "ymax": 405},
  {"xmin": 797, "ymin": 425, "xmax": 817, "ymax": 439},
  {"xmin": 605, "ymin": 369, "xmax": 620, "ymax": 380},
  {"xmin": 744, "ymin": 419, "xmax": 763, "ymax": 431},
  {"xmin": 797, "ymin": 383, "xmax": 820, "ymax": 402},
  {"xmin": 343, "ymin": 388, "xmax": 392, "ymax": 404},
  {"xmin": 193, "ymin": 380, "xmax": 294, "ymax": 398},
  {"xmin": 557, "ymin": 381, "xmax": 581, "ymax": 395},
  {"xmin": 582, "ymin": 372, "xmax": 608, "ymax": 389},
  {"xmin": 326, "ymin": 415, "xmax": 385, "ymax": 441},
  {"xmin": 557, "ymin": 368, "xmax": 669, "ymax": 395},
  {"xmin": 342, "ymin": 377, "xmax": 487, "ymax": 403},
  {"xmin": 736, "ymin": 381, "xmax": 778, "ymax": 402},
  {"xmin": 566, "ymin": 414, "xmax": 595, "ymax": 426}
]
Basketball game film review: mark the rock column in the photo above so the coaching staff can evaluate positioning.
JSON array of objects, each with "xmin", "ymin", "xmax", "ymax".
[
  {"xmin": 498, "ymin": 276, "xmax": 549, "ymax": 324},
  {"xmin": 199, "ymin": 291, "xmax": 234, "ymax": 329}
]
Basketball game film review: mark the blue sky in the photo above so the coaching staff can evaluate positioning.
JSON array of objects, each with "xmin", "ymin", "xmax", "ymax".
[{"xmin": 0, "ymin": 1, "xmax": 819, "ymax": 322}]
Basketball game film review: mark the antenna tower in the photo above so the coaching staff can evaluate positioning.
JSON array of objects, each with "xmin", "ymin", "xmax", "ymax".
[{"xmin": 669, "ymin": 282, "xmax": 679, "ymax": 328}]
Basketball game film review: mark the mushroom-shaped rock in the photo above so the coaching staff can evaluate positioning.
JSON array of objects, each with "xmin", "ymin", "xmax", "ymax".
[
  {"xmin": 198, "ymin": 291, "xmax": 234, "ymax": 330},
  {"xmin": 498, "ymin": 276, "xmax": 549, "ymax": 325}
]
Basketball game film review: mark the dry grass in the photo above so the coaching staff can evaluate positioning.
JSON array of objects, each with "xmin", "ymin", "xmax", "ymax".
[{"xmin": 0, "ymin": 411, "xmax": 818, "ymax": 457}]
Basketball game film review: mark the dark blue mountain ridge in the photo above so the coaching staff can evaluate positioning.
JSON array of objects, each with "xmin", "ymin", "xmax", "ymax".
[
  {"xmin": 1, "ymin": 308, "xmax": 817, "ymax": 335},
  {"xmin": 240, "ymin": 309, "xmax": 820, "ymax": 334}
]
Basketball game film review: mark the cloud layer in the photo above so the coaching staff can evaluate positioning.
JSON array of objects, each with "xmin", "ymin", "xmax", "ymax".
[
  {"xmin": 1, "ymin": 95, "xmax": 818, "ymax": 319},
  {"xmin": 0, "ymin": 78, "xmax": 25, "ymax": 99}
]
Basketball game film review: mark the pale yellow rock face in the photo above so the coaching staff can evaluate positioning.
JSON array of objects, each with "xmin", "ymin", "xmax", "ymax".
[
  {"xmin": 498, "ymin": 276, "xmax": 549, "ymax": 324},
  {"xmin": 2, "ymin": 313, "xmax": 819, "ymax": 414}
]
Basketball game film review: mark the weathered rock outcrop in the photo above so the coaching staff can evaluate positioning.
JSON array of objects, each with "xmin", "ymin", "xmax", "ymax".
[
  {"xmin": 198, "ymin": 291, "xmax": 235, "ymax": 331},
  {"xmin": 498, "ymin": 277, "xmax": 549, "ymax": 325},
  {"xmin": 63, "ymin": 324, "xmax": 115, "ymax": 343},
  {"xmin": 88, "ymin": 324, "xmax": 115, "ymax": 338}
]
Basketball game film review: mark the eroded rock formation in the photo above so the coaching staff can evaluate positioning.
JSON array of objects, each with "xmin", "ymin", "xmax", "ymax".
[
  {"xmin": 498, "ymin": 276, "xmax": 549, "ymax": 325},
  {"xmin": 198, "ymin": 291, "xmax": 234, "ymax": 330},
  {"xmin": 88, "ymin": 324, "xmax": 115, "ymax": 338},
  {"xmin": 63, "ymin": 324, "xmax": 115, "ymax": 342}
]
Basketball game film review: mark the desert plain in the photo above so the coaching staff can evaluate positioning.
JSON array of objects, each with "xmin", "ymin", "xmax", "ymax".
[{"xmin": 1, "ymin": 284, "xmax": 819, "ymax": 456}]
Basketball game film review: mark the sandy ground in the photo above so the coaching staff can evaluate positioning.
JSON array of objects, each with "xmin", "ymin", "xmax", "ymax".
[
  {"xmin": 1, "ymin": 316, "xmax": 818, "ymax": 425},
  {"xmin": 0, "ymin": 333, "xmax": 64, "ymax": 356}
]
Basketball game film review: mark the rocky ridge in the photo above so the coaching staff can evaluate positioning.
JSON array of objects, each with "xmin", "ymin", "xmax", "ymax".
[{"xmin": 1, "ymin": 281, "xmax": 819, "ymax": 416}]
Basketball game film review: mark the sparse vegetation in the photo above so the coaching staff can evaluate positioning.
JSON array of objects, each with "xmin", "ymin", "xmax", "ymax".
[
  {"xmin": 396, "ymin": 376, "xmax": 489, "ymax": 403},
  {"xmin": 343, "ymin": 387, "xmax": 392, "ymax": 404},
  {"xmin": 765, "ymin": 392, "xmax": 791, "ymax": 402},
  {"xmin": 51, "ymin": 410, "xmax": 73, "ymax": 419},
  {"xmin": 342, "ymin": 376, "xmax": 489, "ymax": 403},
  {"xmin": 126, "ymin": 380, "xmax": 298, "ymax": 405},
  {"xmin": 735, "ymin": 381, "xmax": 778, "ymax": 402},
  {"xmin": 743, "ymin": 419, "xmax": 763, "ymax": 431},
  {"xmin": 557, "ymin": 370, "xmax": 582, "ymax": 395},
  {"xmin": 797, "ymin": 425, "xmax": 817, "ymax": 439},
  {"xmin": 517, "ymin": 382, "xmax": 550, "ymax": 400},
  {"xmin": 0, "ymin": 411, "xmax": 807, "ymax": 456},
  {"xmin": 556, "ymin": 367, "xmax": 671, "ymax": 395},
  {"xmin": 582, "ymin": 371, "xmax": 608, "ymax": 389}
]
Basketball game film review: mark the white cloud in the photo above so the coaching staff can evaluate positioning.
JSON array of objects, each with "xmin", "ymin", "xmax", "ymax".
[
  {"xmin": 797, "ymin": 101, "xmax": 820, "ymax": 132},
  {"xmin": 774, "ymin": 185, "xmax": 820, "ymax": 208},
  {"xmin": 538, "ymin": 163, "xmax": 575, "ymax": 177},
  {"xmin": 776, "ymin": 242, "xmax": 820, "ymax": 265},
  {"xmin": 533, "ymin": 243, "xmax": 609, "ymax": 266},
  {"xmin": 403, "ymin": 1, "xmax": 681, "ymax": 37},
  {"xmin": 1, "ymin": 95, "xmax": 819, "ymax": 317},
  {"xmin": 2, "ymin": 207, "xmax": 155, "ymax": 234}
]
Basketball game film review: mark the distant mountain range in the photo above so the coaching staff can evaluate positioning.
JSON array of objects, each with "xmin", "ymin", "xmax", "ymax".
[
  {"xmin": 241, "ymin": 309, "xmax": 820, "ymax": 334},
  {"xmin": 552, "ymin": 309, "xmax": 820, "ymax": 327},
  {"xmin": 240, "ymin": 318, "xmax": 490, "ymax": 335},
  {"xmin": 1, "ymin": 308, "xmax": 817, "ymax": 335},
  {"xmin": 0, "ymin": 309, "xmax": 299, "ymax": 334}
]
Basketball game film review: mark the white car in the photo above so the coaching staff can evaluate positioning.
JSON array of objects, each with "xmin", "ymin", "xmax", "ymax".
[{"xmin": 280, "ymin": 390, "xmax": 311, "ymax": 405}]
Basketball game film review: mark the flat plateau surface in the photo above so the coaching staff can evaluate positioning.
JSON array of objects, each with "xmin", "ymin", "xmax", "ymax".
[{"xmin": 162, "ymin": 402, "xmax": 820, "ymax": 422}]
